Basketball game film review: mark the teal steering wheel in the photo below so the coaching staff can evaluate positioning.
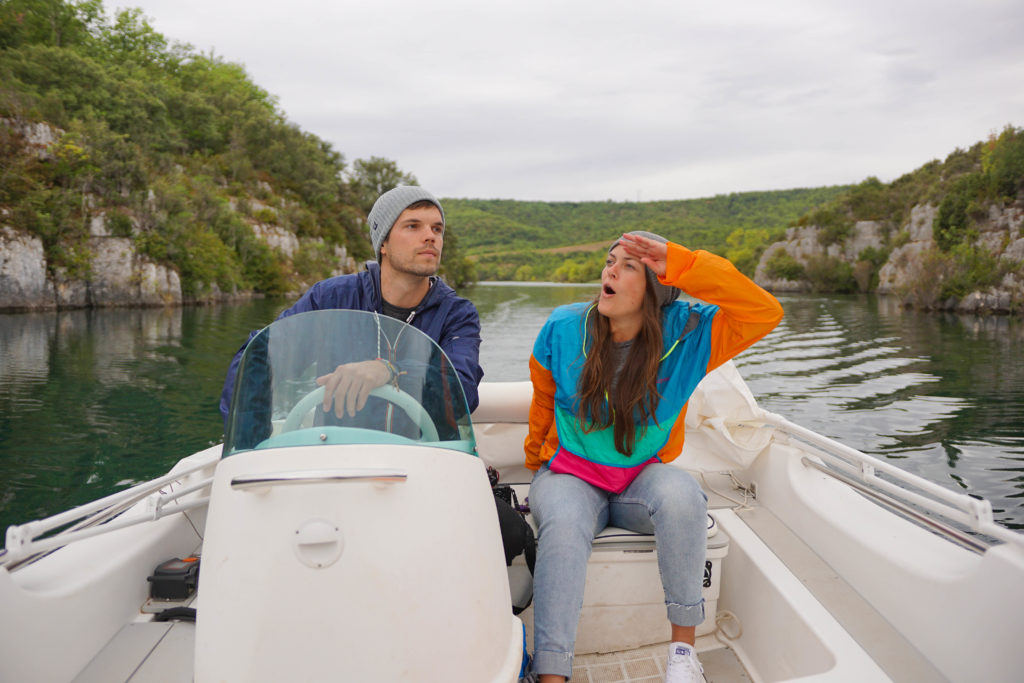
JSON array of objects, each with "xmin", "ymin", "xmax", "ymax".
[{"xmin": 282, "ymin": 384, "xmax": 440, "ymax": 441}]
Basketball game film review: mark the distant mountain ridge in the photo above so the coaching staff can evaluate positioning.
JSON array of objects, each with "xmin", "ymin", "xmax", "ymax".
[{"xmin": 443, "ymin": 187, "xmax": 851, "ymax": 282}]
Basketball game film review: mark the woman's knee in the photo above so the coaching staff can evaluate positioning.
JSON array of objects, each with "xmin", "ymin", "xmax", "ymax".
[
  {"xmin": 536, "ymin": 504, "xmax": 600, "ymax": 545},
  {"xmin": 645, "ymin": 470, "xmax": 707, "ymax": 519}
]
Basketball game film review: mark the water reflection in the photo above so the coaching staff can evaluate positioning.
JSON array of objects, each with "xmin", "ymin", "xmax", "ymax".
[
  {"xmin": 472, "ymin": 282, "xmax": 596, "ymax": 382},
  {"xmin": 736, "ymin": 294, "xmax": 1024, "ymax": 528},
  {"xmin": 1, "ymin": 289, "xmax": 1022, "ymax": 532},
  {"xmin": 0, "ymin": 301, "xmax": 286, "ymax": 529}
]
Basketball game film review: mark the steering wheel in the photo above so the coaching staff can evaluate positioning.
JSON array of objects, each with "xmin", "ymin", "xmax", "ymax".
[{"xmin": 282, "ymin": 384, "xmax": 440, "ymax": 441}]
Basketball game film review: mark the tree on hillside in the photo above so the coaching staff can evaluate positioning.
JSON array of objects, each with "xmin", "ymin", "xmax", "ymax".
[
  {"xmin": 347, "ymin": 156, "xmax": 418, "ymax": 214},
  {"xmin": 0, "ymin": 0, "xmax": 446, "ymax": 297},
  {"xmin": 0, "ymin": 0, "xmax": 103, "ymax": 49}
]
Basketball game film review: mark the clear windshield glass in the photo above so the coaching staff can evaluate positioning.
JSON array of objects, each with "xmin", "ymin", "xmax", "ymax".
[{"xmin": 223, "ymin": 310, "xmax": 476, "ymax": 457}]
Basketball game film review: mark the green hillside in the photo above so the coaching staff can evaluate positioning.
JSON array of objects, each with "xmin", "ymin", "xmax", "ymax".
[
  {"xmin": 449, "ymin": 126, "xmax": 1024, "ymax": 286},
  {"xmin": 7, "ymin": 3, "xmax": 1017, "ymax": 298},
  {"xmin": 444, "ymin": 187, "xmax": 851, "ymax": 281},
  {"xmin": 761, "ymin": 125, "xmax": 1024, "ymax": 296},
  {"xmin": 0, "ymin": 0, "xmax": 474, "ymax": 295},
  {"xmin": 794, "ymin": 126, "xmax": 1024, "ymax": 248}
]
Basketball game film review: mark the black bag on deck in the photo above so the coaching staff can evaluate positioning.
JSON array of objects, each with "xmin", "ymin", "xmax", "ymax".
[
  {"xmin": 494, "ymin": 494, "xmax": 536, "ymax": 572},
  {"xmin": 489, "ymin": 467, "xmax": 536, "ymax": 615}
]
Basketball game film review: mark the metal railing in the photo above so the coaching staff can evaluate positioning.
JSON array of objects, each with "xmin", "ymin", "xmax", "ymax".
[
  {"xmin": 2, "ymin": 458, "xmax": 216, "ymax": 570},
  {"xmin": 5, "ymin": 410, "xmax": 1022, "ymax": 570},
  {"xmin": 758, "ymin": 411, "xmax": 1024, "ymax": 550}
]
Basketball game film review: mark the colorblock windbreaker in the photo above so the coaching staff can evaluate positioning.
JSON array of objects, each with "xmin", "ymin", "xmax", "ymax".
[{"xmin": 524, "ymin": 243, "xmax": 783, "ymax": 493}]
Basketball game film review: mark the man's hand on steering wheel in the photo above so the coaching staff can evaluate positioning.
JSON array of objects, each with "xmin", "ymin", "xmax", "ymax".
[{"xmin": 316, "ymin": 360, "xmax": 392, "ymax": 418}]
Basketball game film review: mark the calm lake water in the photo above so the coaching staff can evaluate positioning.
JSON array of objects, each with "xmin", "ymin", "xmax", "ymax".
[{"xmin": 1, "ymin": 284, "xmax": 1022, "ymax": 533}]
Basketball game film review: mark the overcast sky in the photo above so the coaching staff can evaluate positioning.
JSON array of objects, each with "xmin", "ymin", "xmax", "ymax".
[{"xmin": 121, "ymin": 0, "xmax": 1023, "ymax": 202}]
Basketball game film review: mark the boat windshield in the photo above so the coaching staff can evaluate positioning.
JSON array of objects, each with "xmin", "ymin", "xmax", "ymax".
[{"xmin": 223, "ymin": 310, "xmax": 477, "ymax": 457}]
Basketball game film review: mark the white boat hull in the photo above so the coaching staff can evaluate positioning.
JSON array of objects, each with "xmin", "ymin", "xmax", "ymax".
[
  {"xmin": 4, "ymin": 364, "xmax": 1024, "ymax": 682},
  {"xmin": 196, "ymin": 445, "xmax": 522, "ymax": 682}
]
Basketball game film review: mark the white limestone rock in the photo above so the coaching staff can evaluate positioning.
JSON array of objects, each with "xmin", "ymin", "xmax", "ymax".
[
  {"xmin": 88, "ymin": 237, "xmax": 182, "ymax": 306},
  {"xmin": 0, "ymin": 227, "xmax": 54, "ymax": 309},
  {"xmin": 252, "ymin": 223, "xmax": 300, "ymax": 258}
]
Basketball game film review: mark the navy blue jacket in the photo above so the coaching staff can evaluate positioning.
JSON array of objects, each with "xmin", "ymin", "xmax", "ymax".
[{"xmin": 219, "ymin": 261, "xmax": 484, "ymax": 425}]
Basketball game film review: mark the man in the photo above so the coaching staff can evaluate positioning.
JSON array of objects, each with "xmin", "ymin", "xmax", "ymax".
[
  {"xmin": 218, "ymin": 184, "xmax": 536, "ymax": 610},
  {"xmin": 219, "ymin": 186, "xmax": 531, "ymax": 594},
  {"xmin": 219, "ymin": 185, "xmax": 484, "ymax": 425}
]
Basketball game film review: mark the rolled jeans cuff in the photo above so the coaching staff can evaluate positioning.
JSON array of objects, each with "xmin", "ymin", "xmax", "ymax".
[
  {"xmin": 668, "ymin": 598, "xmax": 705, "ymax": 627},
  {"xmin": 533, "ymin": 649, "xmax": 574, "ymax": 679}
]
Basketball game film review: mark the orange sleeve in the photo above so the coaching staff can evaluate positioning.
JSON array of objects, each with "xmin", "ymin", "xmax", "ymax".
[
  {"xmin": 660, "ymin": 242, "xmax": 783, "ymax": 372},
  {"xmin": 655, "ymin": 244, "xmax": 783, "ymax": 465},
  {"xmin": 524, "ymin": 354, "xmax": 559, "ymax": 470}
]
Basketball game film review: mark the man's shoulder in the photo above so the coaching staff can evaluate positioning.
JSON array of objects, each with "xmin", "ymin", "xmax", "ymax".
[
  {"xmin": 309, "ymin": 271, "xmax": 371, "ymax": 301},
  {"xmin": 426, "ymin": 278, "xmax": 478, "ymax": 315}
]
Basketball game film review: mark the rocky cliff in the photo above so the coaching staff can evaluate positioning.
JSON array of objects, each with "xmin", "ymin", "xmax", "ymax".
[
  {"xmin": 2, "ymin": 218, "xmax": 181, "ymax": 311},
  {"xmin": 1, "ymin": 110, "xmax": 362, "ymax": 312},
  {"xmin": 754, "ymin": 202, "xmax": 1024, "ymax": 313},
  {"xmin": 0, "ymin": 212, "xmax": 354, "ymax": 311}
]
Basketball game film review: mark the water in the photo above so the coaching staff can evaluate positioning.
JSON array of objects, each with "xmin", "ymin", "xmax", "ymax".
[{"xmin": 2, "ymin": 286, "xmax": 1022, "ymax": 533}]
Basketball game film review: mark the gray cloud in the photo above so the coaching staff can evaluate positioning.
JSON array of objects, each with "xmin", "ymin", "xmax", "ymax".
[{"xmin": 126, "ymin": 0, "xmax": 1024, "ymax": 201}]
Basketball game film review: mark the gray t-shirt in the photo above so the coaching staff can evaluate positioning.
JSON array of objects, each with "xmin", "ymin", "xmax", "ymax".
[
  {"xmin": 609, "ymin": 339, "xmax": 633, "ymax": 393},
  {"xmin": 381, "ymin": 298, "xmax": 416, "ymax": 323}
]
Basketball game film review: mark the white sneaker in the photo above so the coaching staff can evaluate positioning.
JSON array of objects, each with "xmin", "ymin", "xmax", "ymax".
[{"xmin": 665, "ymin": 642, "xmax": 704, "ymax": 683}]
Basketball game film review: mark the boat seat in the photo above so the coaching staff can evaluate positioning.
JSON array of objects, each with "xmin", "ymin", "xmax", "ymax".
[
  {"xmin": 472, "ymin": 383, "xmax": 723, "ymax": 566},
  {"xmin": 504, "ymin": 482, "xmax": 720, "ymax": 552}
]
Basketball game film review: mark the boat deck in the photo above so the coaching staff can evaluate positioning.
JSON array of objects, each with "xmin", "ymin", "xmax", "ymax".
[
  {"xmin": 571, "ymin": 640, "xmax": 747, "ymax": 683},
  {"xmin": 74, "ymin": 621, "xmax": 194, "ymax": 683},
  {"xmin": 70, "ymin": 475, "xmax": 943, "ymax": 682}
]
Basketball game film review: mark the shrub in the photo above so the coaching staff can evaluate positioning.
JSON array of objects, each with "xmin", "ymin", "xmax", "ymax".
[
  {"xmin": 253, "ymin": 207, "xmax": 277, "ymax": 224},
  {"xmin": 292, "ymin": 241, "xmax": 336, "ymax": 283},
  {"xmin": 903, "ymin": 246, "xmax": 1014, "ymax": 305},
  {"xmin": 938, "ymin": 244, "xmax": 1007, "ymax": 300},
  {"xmin": 764, "ymin": 249, "xmax": 806, "ymax": 281},
  {"xmin": 106, "ymin": 210, "xmax": 133, "ymax": 236},
  {"xmin": 807, "ymin": 207, "xmax": 853, "ymax": 245},
  {"xmin": 934, "ymin": 175, "xmax": 979, "ymax": 251},
  {"xmin": 551, "ymin": 253, "xmax": 603, "ymax": 283},
  {"xmin": 853, "ymin": 261, "xmax": 874, "ymax": 293},
  {"xmin": 847, "ymin": 176, "xmax": 891, "ymax": 221},
  {"xmin": 804, "ymin": 255, "xmax": 856, "ymax": 293},
  {"xmin": 725, "ymin": 227, "xmax": 773, "ymax": 276},
  {"xmin": 984, "ymin": 125, "xmax": 1024, "ymax": 199},
  {"xmin": 174, "ymin": 227, "xmax": 244, "ymax": 297},
  {"xmin": 852, "ymin": 246, "xmax": 891, "ymax": 292},
  {"xmin": 858, "ymin": 245, "xmax": 891, "ymax": 268}
]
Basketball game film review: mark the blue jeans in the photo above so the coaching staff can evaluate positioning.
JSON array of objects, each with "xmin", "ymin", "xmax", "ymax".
[{"xmin": 530, "ymin": 463, "xmax": 708, "ymax": 679}]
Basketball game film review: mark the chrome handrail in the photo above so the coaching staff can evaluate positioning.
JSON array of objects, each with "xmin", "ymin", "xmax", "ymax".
[
  {"xmin": 754, "ymin": 411, "xmax": 1024, "ymax": 549},
  {"xmin": 2, "ymin": 459, "xmax": 216, "ymax": 569},
  {"xmin": 231, "ymin": 468, "xmax": 408, "ymax": 491},
  {"xmin": 801, "ymin": 457, "xmax": 988, "ymax": 554}
]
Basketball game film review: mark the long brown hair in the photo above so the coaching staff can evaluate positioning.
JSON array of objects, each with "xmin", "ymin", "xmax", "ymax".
[{"xmin": 576, "ymin": 277, "xmax": 664, "ymax": 455}]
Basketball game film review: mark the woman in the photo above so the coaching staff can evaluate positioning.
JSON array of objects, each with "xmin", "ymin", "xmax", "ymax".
[{"xmin": 524, "ymin": 232, "xmax": 783, "ymax": 682}]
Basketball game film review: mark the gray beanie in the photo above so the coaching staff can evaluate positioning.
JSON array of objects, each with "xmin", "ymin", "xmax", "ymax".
[
  {"xmin": 608, "ymin": 230, "xmax": 680, "ymax": 308},
  {"xmin": 367, "ymin": 186, "xmax": 445, "ymax": 260}
]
